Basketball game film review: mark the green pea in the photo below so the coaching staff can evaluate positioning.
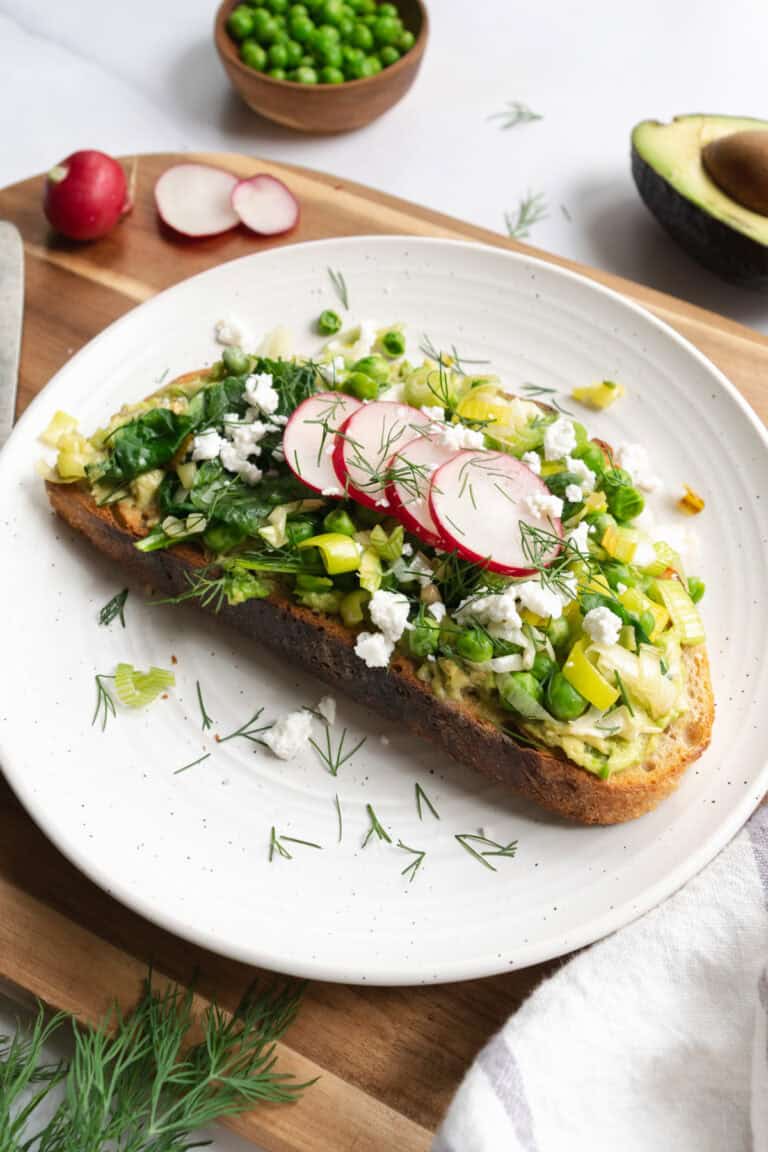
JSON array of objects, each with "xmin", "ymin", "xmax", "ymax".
[
  {"xmin": 603, "ymin": 561, "xmax": 634, "ymax": 591},
  {"xmin": 320, "ymin": 40, "xmax": 344, "ymax": 66},
  {"xmin": 688, "ymin": 576, "xmax": 705, "ymax": 604},
  {"xmin": 221, "ymin": 345, "xmax": 250, "ymax": 375},
  {"xmin": 638, "ymin": 610, "xmax": 656, "ymax": 638},
  {"xmin": 286, "ymin": 518, "xmax": 316, "ymax": 545},
  {"xmin": 381, "ymin": 329, "xmax": 405, "ymax": 356},
  {"xmin": 320, "ymin": 65, "xmax": 345, "ymax": 82},
  {"xmin": 546, "ymin": 672, "xmax": 588, "ymax": 721},
  {"xmin": 531, "ymin": 652, "xmax": 556, "ymax": 681},
  {"xmin": 289, "ymin": 13, "xmax": 315, "ymax": 40},
  {"xmin": 300, "ymin": 52, "xmax": 314, "ymax": 64},
  {"xmin": 289, "ymin": 3, "xmax": 309, "ymax": 15},
  {"xmin": 227, "ymin": 5, "xmax": 256, "ymax": 41},
  {"xmin": 456, "ymin": 628, "xmax": 494, "ymax": 664},
  {"xmin": 268, "ymin": 0, "xmax": 289, "ymax": 10},
  {"xmin": 352, "ymin": 354, "xmax": 389, "ymax": 383},
  {"xmin": 547, "ymin": 615, "xmax": 571, "ymax": 655},
  {"xmin": 318, "ymin": 309, "xmax": 342, "ymax": 335},
  {"xmin": 380, "ymin": 44, "xmax": 400, "ymax": 66},
  {"xmin": 269, "ymin": 41, "xmax": 289, "ymax": 67},
  {"xmin": 345, "ymin": 371, "xmax": 379, "ymax": 400},
  {"xmin": 572, "ymin": 440, "xmax": 606, "ymax": 475},
  {"xmin": 294, "ymin": 64, "xmax": 318, "ymax": 82},
  {"xmin": 350, "ymin": 21, "xmax": 374, "ymax": 49},
  {"xmin": 359, "ymin": 54, "xmax": 382, "ymax": 76},
  {"xmin": 588, "ymin": 512, "xmax": 616, "ymax": 542},
  {"xmin": 408, "ymin": 618, "xmax": 440, "ymax": 660},
  {"xmin": 322, "ymin": 0, "xmax": 346, "ymax": 23},
  {"xmin": 338, "ymin": 15, "xmax": 355, "ymax": 36},
  {"xmin": 268, "ymin": 66, "xmax": 287, "ymax": 78},
  {"xmin": 351, "ymin": 0, "xmax": 376, "ymax": 12},
  {"xmin": 204, "ymin": 522, "xmax": 247, "ymax": 553},
  {"xmin": 343, "ymin": 43, "xmax": 365, "ymax": 64},
  {"xmin": 283, "ymin": 37, "xmax": 304, "ymax": 65},
  {"xmin": 378, "ymin": 2, "xmax": 399, "ymax": 15},
  {"xmin": 398, "ymin": 28, "xmax": 415, "ymax": 50},
  {"xmin": 316, "ymin": 21, "xmax": 341, "ymax": 40},
  {"xmin": 607, "ymin": 485, "xmax": 644, "ymax": 523},
  {"xmin": 251, "ymin": 7, "xmax": 279, "ymax": 41},
  {"xmin": 323, "ymin": 507, "xmax": 356, "ymax": 536},
  {"xmin": 373, "ymin": 15, "xmax": 401, "ymax": 45},
  {"xmin": 240, "ymin": 39, "xmax": 268, "ymax": 68}
]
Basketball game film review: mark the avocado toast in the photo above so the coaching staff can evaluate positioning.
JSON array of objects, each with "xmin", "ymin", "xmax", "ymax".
[{"xmin": 43, "ymin": 329, "xmax": 713, "ymax": 825}]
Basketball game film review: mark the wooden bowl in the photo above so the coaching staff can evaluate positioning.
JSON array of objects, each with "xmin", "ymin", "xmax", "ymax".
[{"xmin": 214, "ymin": 0, "xmax": 428, "ymax": 134}]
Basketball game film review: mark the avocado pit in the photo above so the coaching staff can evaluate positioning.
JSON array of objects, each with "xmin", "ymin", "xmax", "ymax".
[{"xmin": 702, "ymin": 130, "xmax": 768, "ymax": 217}]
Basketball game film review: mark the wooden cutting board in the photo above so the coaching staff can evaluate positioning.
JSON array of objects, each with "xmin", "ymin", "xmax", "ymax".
[{"xmin": 1, "ymin": 152, "xmax": 767, "ymax": 1152}]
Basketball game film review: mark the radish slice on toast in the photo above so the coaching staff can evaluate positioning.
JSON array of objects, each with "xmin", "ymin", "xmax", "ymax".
[
  {"xmin": 332, "ymin": 402, "xmax": 431, "ymax": 510},
  {"xmin": 283, "ymin": 392, "xmax": 361, "ymax": 495},
  {"xmin": 429, "ymin": 451, "xmax": 563, "ymax": 575},
  {"xmin": 154, "ymin": 164, "xmax": 240, "ymax": 237},
  {"xmin": 386, "ymin": 434, "xmax": 459, "ymax": 547},
  {"xmin": 232, "ymin": 175, "xmax": 299, "ymax": 236}
]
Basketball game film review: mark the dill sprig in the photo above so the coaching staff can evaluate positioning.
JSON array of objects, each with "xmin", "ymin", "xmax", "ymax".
[
  {"xmin": 456, "ymin": 833, "xmax": 518, "ymax": 872},
  {"xmin": 488, "ymin": 100, "xmax": 542, "ymax": 130},
  {"xmin": 309, "ymin": 726, "xmax": 366, "ymax": 777},
  {"xmin": 196, "ymin": 679, "xmax": 214, "ymax": 731},
  {"xmin": 518, "ymin": 521, "xmax": 595, "ymax": 599},
  {"xmin": 362, "ymin": 803, "xmax": 391, "ymax": 848},
  {"xmin": 0, "ymin": 977, "xmax": 311, "ymax": 1148},
  {"xmin": 269, "ymin": 826, "xmax": 322, "ymax": 862},
  {"xmin": 505, "ymin": 192, "xmax": 549, "ymax": 239},
  {"xmin": 397, "ymin": 840, "xmax": 426, "ymax": 884},
  {"xmin": 158, "ymin": 567, "xmax": 230, "ymax": 613},
  {"xmin": 521, "ymin": 382, "xmax": 573, "ymax": 416},
  {"xmin": 327, "ymin": 267, "xmax": 349, "ymax": 310},
  {"xmin": 614, "ymin": 671, "xmax": 634, "ymax": 716},
  {"xmin": 98, "ymin": 588, "xmax": 128, "ymax": 628},
  {"xmin": 92, "ymin": 673, "xmax": 116, "ymax": 731},
  {"xmin": 415, "ymin": 781, "xmax": 439, "ymax": 821},
  {"xmin": 217, "ymin": 707, "xmax": 272, "ymax": 747},
  {"xmin": 419, "ymin": 334, "xmax": 491, "ymax": 377},
  {"xmin": 174, "ymin": 751, "xmax": 211, "ymax": 775},
  {"xmin": 334, "ymin": 793, "xmax": 343, "ymax": 843}
]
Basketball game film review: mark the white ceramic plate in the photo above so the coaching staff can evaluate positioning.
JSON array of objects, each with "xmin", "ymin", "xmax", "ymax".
[{"xmin": 2, "ymin": 237, "xmax": 767, "ymax": 986}]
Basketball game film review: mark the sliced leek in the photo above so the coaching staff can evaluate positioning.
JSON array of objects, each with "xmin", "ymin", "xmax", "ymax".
[
  {"xmin": 563, "ymin": 640, "xmax": 620, "ymax": 711},
  {"xmin": 114, "ymin": 663, "xmax": 175, "ymax": 709},
  {"xmin": 656, "ymin": 579, "xmax": 705, "ymax": 645}
]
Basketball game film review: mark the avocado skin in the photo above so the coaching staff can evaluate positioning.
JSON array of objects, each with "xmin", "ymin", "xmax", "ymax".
[{"xmin": 631, "ymin": 143, "xmax": 768, "ymax": 290}]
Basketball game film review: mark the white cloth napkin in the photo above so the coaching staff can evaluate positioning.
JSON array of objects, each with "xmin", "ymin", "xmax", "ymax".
[{"xmin": 435, "ymin": 804, "xmax": 768, "ymax": 1152}]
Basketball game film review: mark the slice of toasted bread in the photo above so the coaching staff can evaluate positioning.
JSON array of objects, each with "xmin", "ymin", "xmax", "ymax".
[{"xmin": 46, "ymin": 478, "xmax": 713, "ymax": 825}]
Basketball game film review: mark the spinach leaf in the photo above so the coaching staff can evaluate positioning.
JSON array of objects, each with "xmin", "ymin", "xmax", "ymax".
[
  {"xmin": 255, "ymin": 357, "xmax": 317, "ymax": 417},
  {"xmin": 98, "ymin": 408, "xmax": 194, "ymax": 484}
]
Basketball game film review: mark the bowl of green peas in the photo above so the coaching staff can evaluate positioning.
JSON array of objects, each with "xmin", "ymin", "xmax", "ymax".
[{"xmin": 214, "ymin": 0, "xmax": 428, "ymax": 133}]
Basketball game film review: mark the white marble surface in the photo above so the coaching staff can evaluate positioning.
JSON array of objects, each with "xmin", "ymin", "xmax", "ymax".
[{"xmin": 2, "ymin": 0, "xmax": 768, "ymax": 1144}]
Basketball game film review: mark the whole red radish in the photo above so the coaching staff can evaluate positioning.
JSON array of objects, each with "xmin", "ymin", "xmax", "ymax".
[{"xmin": 44, "ymin": 150, "xmax": 130, "ymax": 241}]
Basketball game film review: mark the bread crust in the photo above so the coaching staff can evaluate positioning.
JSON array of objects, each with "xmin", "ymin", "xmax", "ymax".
[{"xmin": 46, "ymin": 481, "xmax": 714, "ymax": 825}]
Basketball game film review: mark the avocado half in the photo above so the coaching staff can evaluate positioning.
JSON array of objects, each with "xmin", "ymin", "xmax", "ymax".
[{"xmin": 631, "ymin": 114, "xmax": 768, "ymax": 289}]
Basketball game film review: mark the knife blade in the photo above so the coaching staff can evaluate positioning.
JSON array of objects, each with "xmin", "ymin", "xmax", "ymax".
[{"xmin": 0, "ymin": 222, "xmax": 24, "ymax": 449}]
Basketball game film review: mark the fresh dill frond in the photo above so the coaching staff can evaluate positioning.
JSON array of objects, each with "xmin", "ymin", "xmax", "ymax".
[
  {"xmin": 334, "ymin": 793, "xmax": 343, "ymax": 843},
  {"xmin": 174, "ymin": 751, "xmax": 211, "ymax": 775},
  {"xmin": 488, "ymin": 100, "xmax": 542, "ymax": 130},
  {"xmin": 415, "ymin": 781, "xmax": 439, "ymax": 821},
  {"xmin": 217, "ymin": 708, "xmax": 271, "ymax": 747},
  {"xmin": 397, "ymin": 840, "xmax": 426, "ymax": 883},
  {"xmin": 98, "ymin": 588, "xmax": 128, "ymax": 628},
  {"xmin": 615, "ymin": 671, "xmax": 634, "ymax": 715},
  {"xmin": 0, "ymin": 976, "xmax": 311, "ymax": 1147},
  {"xmin": 505, "ymin": 192, "xmax": 549, "ymax": 240},
  {"xmin": 309, "ymin": 726, "xmax": 366, "ymax": 777},
  {"xmin": 521, "ymin": 382, "xmax": 573, "ymax": 416},
  {"xmin": 196, "ymin": 679, "xmax": 214, "ymax": 731},
  {"xmin": 92, "ymin": 673, "xmax": 116, "ymax": 731},
  {"xmin": 269, "ymin": 826, "xmax": 322, "ymax": 862},
  {"xmin": 362, "ymin": 803, "xmax": 391, "ymax": 848},
  {"xmin": 560, "ymin": 203, "xmax": 572, "ymax": 222},
  {"xmin": 327, "ymin": 267, "xmax": 349, "ymax": 310},
  {"xmin": 419, "ymin": 334, "xmax": 491, "ymax": 377},
  {"xmin": 157, "ymin": 567, "xmax": 230, "ymax": 613},
  {"xmin": 456, "ymin": 833, "xmax": 518, "ymax": 872}
]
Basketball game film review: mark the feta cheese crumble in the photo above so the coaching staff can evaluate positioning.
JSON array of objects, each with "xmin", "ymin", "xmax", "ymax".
[
  {"xmin": 565, "ymin": 483, "xmax": 583, "ymax": 503},
  {"xmin": 245, "ymin": 372, "xmax": 280, "ymax": 416},
  {"xmin": 435, "ymin": 423, "xmax": 486, "ymax": 452},
  {"xmin": 565, "ymin": 455, "xmax": 596, "ymax": 493},
  {"xmin": 427, "ymin": 602, "xmax": 446, "ymax": 622},
  {"xmin": 354, "ymin": 631, "xmax": 394, "ymax": 668},
  {"xmin": 566, "ymin": 520, "xmax": 590, "ymax": 554},
  {"xmin": 583, "ymin": 606, "xmax": 623, "ymax": 646},
  {"xmin": 522, "ymin": 451, "xmax": 542, "ymax": 475},
  {"xmin": 316, "ymin": 696, "xmax": 336, "ymax": 725},
  {"xmin": 214, "ymin": 318, "xmax": 243, "ymax": 346},
  {"xmin": 616, "ymin": 442, "xmax": 662, "ymax": 492},
  {"xmin": 317, "ymin": 355, "xmax": 346, "ymax": 385},
  {"xmin": 261, "ymin": 709, "xmax": 313, "ymax": 760},
  {"xmin": 515, "ymin": 580, "xmax": 563, "ymax": 620},
  {"xmin": 191, "ymin": 429, "xmax": 224, "ymax": 462},
  {"xmin": 525, "ymin": 490, "xmax": 564, "ymax": 520},
  {"xmin": 543, "ymin": 417, "xmax": 577, "ymax": 461},
  {"xmin": 369, "ymin": 590, "xmax": 410, "ymax": 643},
  {"xmin": 421, "ymin": 405, "xmax": 446, "ymax": 422}
]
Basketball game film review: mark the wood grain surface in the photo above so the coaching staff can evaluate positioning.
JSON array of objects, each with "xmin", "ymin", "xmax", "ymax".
[{"xmin": 1, "ymin": 152, "xmax": 767, "ymax": 1152}]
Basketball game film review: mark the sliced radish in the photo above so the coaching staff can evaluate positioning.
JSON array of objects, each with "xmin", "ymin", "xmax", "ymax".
[
  {"xmin": 386, "ymin": 434, "xmax": 460, "ymax": 547},
  {"xmin": 155, "ymin": 164, "xmax": 240, "ymax": 237},
  {"xmin": 429, "ymin": 451, "xmax": 563, "ymax": 575},
  {"xmin": 283, "ymin": 392, "xmax": 361, "ymax": 495},
  {"xmin": 333, "ymin": 402, "xmax": 432, "ymax": 511},
  {"xmin": 232, "ymin": 175, "xmax": 299, "ymax": 236}
]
